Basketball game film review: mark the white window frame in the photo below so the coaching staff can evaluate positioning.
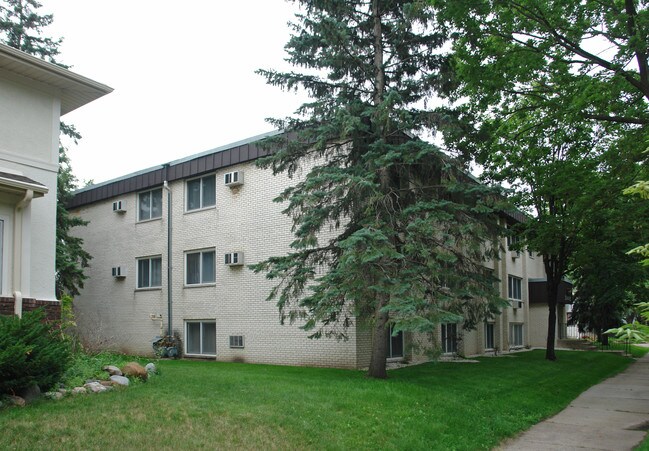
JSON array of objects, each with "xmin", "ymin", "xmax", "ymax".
[
  {"xmin": 508, "ymin": 275, "xmax": 522, "ymax": 301},
  {"xmin": 185, "ymin": 249, "xmax": 216, "ymax": 286},
  {"xmin": 137, "ymin": 188, "xmax": 163, "ymax": 222},
  {"xmin": 510, "ymin": 323, "xmax": 524, "ymax": 347},
  {"xmin": 186, "ymin": 174, "xmax": 216, "ymax": 212},
  {"xmin": 136, "ymin": 255, "xmax": 162, "ymax": 289},
  {"xmin": 441, "ymin": 323, "xmax": 458, "ymax": 354},
  {"xmin": 185, "ymin": 320, "xmax": 216, "ymax": 356}
]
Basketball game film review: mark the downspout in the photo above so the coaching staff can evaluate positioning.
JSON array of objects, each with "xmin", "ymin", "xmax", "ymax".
[
  {"xmin": 13, "ymin": 189, "xmax": 34, "ymax": 317},
  {"xmin": 163, "ymin": 167, "xmax": 172, "ymax": 336}
]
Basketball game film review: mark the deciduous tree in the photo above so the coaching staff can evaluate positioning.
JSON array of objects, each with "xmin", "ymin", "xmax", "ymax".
[{"xmin": 435, "ymin": 0, "xmax": 649, "ymax": 360}]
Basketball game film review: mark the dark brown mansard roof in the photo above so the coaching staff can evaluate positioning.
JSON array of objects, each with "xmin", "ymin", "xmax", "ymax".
[
  {"xmin": 69, "ymin": 130, "xmax": 528, "ymax": 225},
  {"xmin": 69, "ymin": 131, "xmax": 281, "ymax": 209}
]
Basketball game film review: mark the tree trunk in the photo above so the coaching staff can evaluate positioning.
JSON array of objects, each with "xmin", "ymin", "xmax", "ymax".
[
  {"xmin": 367, "ymin": 295, "xmax": 389, "ymax": 379},
  {"xmin": 601, "ymin": 330, "xmax": 609, "ymax": 346},
  {"xmin": 543, "ymin": 252, "xmax": 564, "ymax": 361},
  {"xmin": 545, "ymin": 296, "xmax": 558, "ymax": 361}
]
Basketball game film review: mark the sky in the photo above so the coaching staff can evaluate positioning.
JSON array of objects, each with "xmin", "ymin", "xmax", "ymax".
[{"xmin": 45, "ymin": 0, "xmax": 306, "ymax": 185}]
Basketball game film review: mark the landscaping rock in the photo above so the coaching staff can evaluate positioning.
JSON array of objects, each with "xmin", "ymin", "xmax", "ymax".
[
  {"xmin": 58, "ymin": 388, "xmax": 68, "ymax": 395},
  {"xmin": 122, "ymin": 362, "xmax": 148, "ymax": 380},
  {"xmin": 145, "ymin": 362, "xmax": 157, "ymax": 374},
  {"xmin": 102, "ymin": 365, "xmax": 122, "ymax": 376},
  {"xmin": 110, "ymin": 375, "xmax": 129, "ymax": 386},
  {"xmin": 18, "ymin": 384, "xmax": 41, "ymax": 403},
  {"xmin": 84, "ymin": 382, "xmax": 107, "ymax": 393},
  {"xmin": 72, "ymin": 387, "xmax": 87, "ymax": 395},
  {"xmin": 45, "ymin": 391, "xmax": 64, "ymax": 400},
  {"xmin": 7, "ymin": 395, "xmax": 25, "ymax": 407},
  {"xmin": 99, "ymin": 380, "xmax": 113, "ymax": 387}
]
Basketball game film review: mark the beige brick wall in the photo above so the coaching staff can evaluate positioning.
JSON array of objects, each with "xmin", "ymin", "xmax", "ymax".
[
  {"xmin": 71, "ymin": 152, "xmax": 552, "ymax": 368},
  {"xmin": 72, "ymin": 159, "xmax": 359, "ymax": 368}
]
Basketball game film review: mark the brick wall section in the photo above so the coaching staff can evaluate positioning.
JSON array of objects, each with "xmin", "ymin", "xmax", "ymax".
[
  {"xmin": 71, "ymin": 159, "xmax": 360, "ymax": 368},
  {"xmin": 70, "ymin": 147, "xmax": 553, "ymax": 367},
  {"xmin": 0, "ymin": 297, "xmax": 61, "ymax": 321}
]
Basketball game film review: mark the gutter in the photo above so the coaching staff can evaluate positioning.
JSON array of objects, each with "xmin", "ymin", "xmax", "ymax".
[
  {"xmin": 163, "ymin": 168, "xmax": 173, "ymax": 336},
  {"xmin": 13, "ymin": 189, "xmax": 34, "ymax": 317}
]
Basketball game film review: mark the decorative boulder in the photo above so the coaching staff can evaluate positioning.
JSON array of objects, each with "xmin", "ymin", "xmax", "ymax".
[
  {"xmin": 145, "ymin": 363, "xmax": 157, "ymax": 374},
  {"xmin": 45, "ymin": 391, "xmax": 64, "ymax": 400},
  {"xmin": 7, "ymin": 395, "xmax": 25, "ymax": 407},
  {"xmin": 110, "ymin": 375, "xmax": 129, "ymax": 386},
  {"xmin": 102, "ymin": 365, "xmax": 123, "ymax": 376},
  {"xmin": 72, "ymin": 387, "xmax": 87, "ymax": 395},
  {"xmin": 122, "ymin": 362, "xmax": 148, "ymax": 380},
  {"xmin": 18, "ymin": 385, "xmax": 41, "ymax": 403},
  {"xmin": 84, "ymin": 382, "xmax": 107, "ymax": 393}
]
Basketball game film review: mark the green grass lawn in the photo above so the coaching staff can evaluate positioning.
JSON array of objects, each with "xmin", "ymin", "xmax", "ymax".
[{"xmin": 0, "ymin": 350, "xmax": 637, "ymax": 450}]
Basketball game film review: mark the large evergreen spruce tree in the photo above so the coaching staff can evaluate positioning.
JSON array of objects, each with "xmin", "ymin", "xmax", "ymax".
[
  {"xmin": 0, "ymin": 0, "xmax": 64, "ymax": 65},
  {"xmin": 254, "ymin": 0, "xmax": 506, "ymax": 378}
]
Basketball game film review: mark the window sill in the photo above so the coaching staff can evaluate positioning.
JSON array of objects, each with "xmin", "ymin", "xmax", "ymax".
[
  {"xmin": 184, "ymin": 205, "xmax": 216, "ymax": 215},
  {"xmin": 136, "ymin": 217, "xmax": 162, "ymax": 224},
  {"xmin": 135, "ymin": 287, "xmax": 162, "ymax": 292},
  {"xmin": 184, "ymin": 353, "xmax": 217, "ymax": 358},
  {"xmin": 184, "ymin": 283, "xmax": 216, "ymax": 289}
]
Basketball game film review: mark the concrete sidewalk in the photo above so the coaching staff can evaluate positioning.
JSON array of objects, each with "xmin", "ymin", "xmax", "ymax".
[{"xmin": 499, "ymin": 352, "xmax": 649, "ymax": 451}]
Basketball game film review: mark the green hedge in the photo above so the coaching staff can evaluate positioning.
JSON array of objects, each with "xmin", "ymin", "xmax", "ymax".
[{"xmin": 0, "ymin": 309, "xmax": 71, "ymax": 394}]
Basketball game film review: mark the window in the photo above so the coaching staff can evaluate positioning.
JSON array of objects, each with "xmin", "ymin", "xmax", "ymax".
[
  {"xmin": 508, "ymin": 275, "xmax": 522, "ymax": 300},
  {"xmin": 185, "ymin": 249, "xmax": 216, "ymax": 285},
  {"xmin": 186, "ymin": 174, "xmax": 216, "ymax": 211},
  {"xmin": 485, "ymin": 323, "xmax": 495, "ymax": 350},
  {"xmin": 386, "ymin": 325, "xmax": 404, "ymax": 358},
  {"xmin": 441, "ymin": 323, "xmax": 458, "ymax": 354},
  {"xmin": 229, "ymin": 335, "xmax": 244, "ymax": 348},
  {"xmin": 138, "ymin": 188, "xmax": 162, "ymax": 221},
  {"xmin": 186, "ymin": 321, "xmax": 216, "ymax": 355},
  {"xmin": 506, "ymin": 233, "xmax": 520, "ymax": 250},
  {"xmin": 510, "ymin": 323, "xmax": 524, "ymax": 347},
  {"xmin": 137, "ymin": 256, "xmax": 162, "ymax": 289}
]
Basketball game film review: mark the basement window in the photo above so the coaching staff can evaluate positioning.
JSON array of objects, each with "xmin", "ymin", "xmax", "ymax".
[
  {"xmin": 229, "ymin": 335, "xmax": 244, "ymax": 348},
  {"xmin": 185, "ymin": 321, "xmax": 216, "ymax": 356}
]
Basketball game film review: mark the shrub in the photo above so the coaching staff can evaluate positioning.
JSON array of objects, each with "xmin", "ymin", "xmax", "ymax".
[{"xmin": 0, "ymin": 309, "xmax": 71, "ymax": 394}]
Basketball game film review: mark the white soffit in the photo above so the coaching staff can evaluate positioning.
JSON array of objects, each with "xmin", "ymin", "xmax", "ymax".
[{"xmin": 0, "ymin": 43, "xmax": 113, "ymax": 115}]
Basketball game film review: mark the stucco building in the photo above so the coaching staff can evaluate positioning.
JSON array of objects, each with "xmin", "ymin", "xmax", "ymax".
[
  {"xmin": 69, "ymin": 132, "xmax": 570, "ymax": 368},
  {"xmin": 0, "ymin": 43, "xmax": 111, "ymax": 319}
]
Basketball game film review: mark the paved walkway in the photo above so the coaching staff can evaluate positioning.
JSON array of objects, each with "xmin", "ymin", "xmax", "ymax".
[{"xmin": 499, "ymin": 352, "xmax": 649, "ymax": 450}]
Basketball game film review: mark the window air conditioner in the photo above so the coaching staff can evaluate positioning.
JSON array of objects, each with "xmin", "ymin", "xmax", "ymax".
[
  {"xmin": 224, "ymin": 252, "xmax": 243, "ymax": 266},
  {"xmin": 512, "ymin": 300, "xmax": 523, "ymax": 309},
  {"xmin": 112, "ymin": 200, "xmax": 126, "ymax": 213},
  {"xmin": 112, "ymin": 266, "xmax": 126, "ymax": 278},
  {"xmin": 224, "ymin": 171, "xmax": 243, "ymax": 187}
]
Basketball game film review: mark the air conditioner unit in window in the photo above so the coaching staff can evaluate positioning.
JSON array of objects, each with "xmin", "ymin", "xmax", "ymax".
[
  {"xmin": 112, "ymin": 200, "xmax": 126, "ymax": 213},
  {"xmin": 224, "ymin": 252, "xmax": 243, "ymax": 266},
  {"xmin": 112, "ymin": 266, "xmax": 126, "ymax": 278},
  {"xmin": 512, "ymin": 300, "xmax": 523, "ymax": 309},
  {"xmin": 224, "ymin": 171, "xmax": 243, "ymax": 187},
  {"xmin": 511, "ymin": 250, "xmax": 521, "ymax": 261}
]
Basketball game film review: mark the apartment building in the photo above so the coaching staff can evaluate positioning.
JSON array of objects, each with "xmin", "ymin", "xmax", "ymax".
[{"xmin": 69, "ymin": 132, "xmax": 570, "ymax": 368}]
